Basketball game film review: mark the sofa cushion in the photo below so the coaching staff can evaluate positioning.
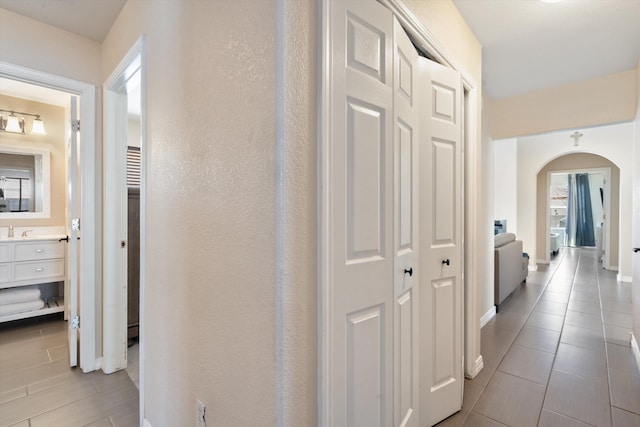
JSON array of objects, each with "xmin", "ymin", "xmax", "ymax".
[{"xmin": 494, "ymin": 232, "xmax": 516, "ymax": 248}]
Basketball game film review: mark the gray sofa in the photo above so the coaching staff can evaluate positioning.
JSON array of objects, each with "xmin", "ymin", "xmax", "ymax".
[{"xmin": 494, "ymin": 233, "xmax": 529, "ymax": 310}]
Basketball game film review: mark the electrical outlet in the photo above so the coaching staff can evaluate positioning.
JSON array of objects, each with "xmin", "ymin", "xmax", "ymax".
[{"xmin": 196, "ymin": 399, "xmax": 206, "ymax": 427}]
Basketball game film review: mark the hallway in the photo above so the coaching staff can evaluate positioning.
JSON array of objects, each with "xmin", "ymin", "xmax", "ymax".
[{"xmin": 440, "ymin": 248, "xmax": 639, "ymax": 426}]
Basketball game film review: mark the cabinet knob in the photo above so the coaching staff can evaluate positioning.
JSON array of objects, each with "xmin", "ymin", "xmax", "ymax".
[
  {"xmin": 404, "ymin": 267, "xmax": 413, "ymax": 277},
  {"xmin": 442, "ymin": 259, "xmax": 451, "ymax": 266}
]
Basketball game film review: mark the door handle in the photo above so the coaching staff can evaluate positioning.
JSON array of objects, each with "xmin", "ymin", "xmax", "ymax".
[
  {"xmin": 633, "ymin": 248, "xmax": 640, "ymax": 253},
  {"xmin": 442, "ymin": 259, "xmax": 451, "ymax": 266},
  {"xmin": 59, "ymin": 236, "xmax": 69, "ymax": 242},
  {"xmin": 404, "ymin": 267, "xmax": 413, "ymax": 277}
]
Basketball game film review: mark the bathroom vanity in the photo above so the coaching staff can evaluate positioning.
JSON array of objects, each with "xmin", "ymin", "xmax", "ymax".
[{"xmin": 0, "ymin": 236, "xmax": 66, "ymax": 322}]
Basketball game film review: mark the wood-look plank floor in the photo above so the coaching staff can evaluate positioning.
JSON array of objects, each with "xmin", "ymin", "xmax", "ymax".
[
  {"xmin": 0, "ymin": 314, "xmax": 138, "ymax": 427},
  {"xmin": 438, "ymin": 247, "xmax": 640, "ymax": 427}
]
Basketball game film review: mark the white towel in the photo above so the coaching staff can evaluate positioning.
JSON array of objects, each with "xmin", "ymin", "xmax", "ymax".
[
  {"xmin": 0, "ymin": 286, "xmax": 42, "ymax": 306},
  {"xmin": 0, "ymin": 298, "xmax": 45, "ymax": 316}
]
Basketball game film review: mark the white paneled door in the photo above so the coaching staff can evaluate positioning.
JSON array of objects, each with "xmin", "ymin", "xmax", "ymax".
[
  {"xmin": 418, "ymin": 57, "xmax": 464, "ymax": 427},
  {"xmin": 329, "ymin": 0, "xmax": 394, "ymax": 425},
  {"xmin": 393, "ymin": 16, "xmax": 420, "ymax": 427},
  {"xmin": 326, "ymin": 1, "xmax": 463, "ymax": 425}
]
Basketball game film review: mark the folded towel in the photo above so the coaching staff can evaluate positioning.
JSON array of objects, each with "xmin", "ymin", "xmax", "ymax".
[
  {"xmin": 0, "ymin": 286, "xmax": 42, "ymax": 306},
  {"xmin": 0, "ymin": 298, "xmax": 45, "ymax": 316}
]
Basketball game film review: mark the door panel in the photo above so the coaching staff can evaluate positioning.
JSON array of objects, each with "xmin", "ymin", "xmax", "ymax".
[
  {"xmin": 346, "ymin": 100, "xmax": 386, "ymax": 261},
  {"xmin": 393, "ymin": 17, "xmax": 419, "ymax": 427},
  {"xmin": 330, "ymin": 1, "xmax": 394, "ymax": 426},
  {"xmin": 419, "ymin": 56, "xmax": 464, "ymax": 426},
  {"xmin": 347, "ymin": 305, "xmax": 385, "ymax": 426}
]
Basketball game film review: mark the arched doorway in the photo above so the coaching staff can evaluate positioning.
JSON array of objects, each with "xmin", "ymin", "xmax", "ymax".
[{"xmin": 536, "ymin": 153, "xmax": 620, "ymax": 270}]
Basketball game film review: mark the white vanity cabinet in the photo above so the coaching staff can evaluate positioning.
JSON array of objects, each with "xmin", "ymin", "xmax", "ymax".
[{"xmin": 0, "ymin": 238, "xmax": 66, "ymax": 322}]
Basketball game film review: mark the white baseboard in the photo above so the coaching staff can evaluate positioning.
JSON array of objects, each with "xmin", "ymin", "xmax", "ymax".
[
  {"xmin": 466, "ymin": 354, "xmax": 484, "ymax": 379},
  {"xmin": 631, "ymin": 334, "xmax": 640, "ymax": 373},
  {"xmin": 616, "ymin": 274, "xmax": 632, "ymax": 283},
  {"xmin": 480, "ymin": 306, "xmax": 496, "ymax": 328},
  {"xmin": 535, "ymin": 259, "xmax": 548, "ymax": 266}
]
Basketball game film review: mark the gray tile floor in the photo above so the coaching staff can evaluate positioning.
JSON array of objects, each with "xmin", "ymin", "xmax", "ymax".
[
  {"xmin": 439, "ymin": 247, "xmax": 640, "ymax": 427},
  {"xmin": 1, "ymin": 247, "xmax": 637, "ymax": 426},
  {"xmin": 0, "ymin": 314, "xmax": 139, "ymax": 426}
]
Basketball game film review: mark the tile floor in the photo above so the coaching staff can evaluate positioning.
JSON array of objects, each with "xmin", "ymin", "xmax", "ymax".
[
  {"xmin": 0, "ymin": 247, "xmax": 637, "ymax": 426},
  {"xmin": 438, "ymin": 247, "xmax": 640, "ymax": 427},
  {"xmin": 0, "ymin": 314, "xmax": 139, "ymax": 426}
]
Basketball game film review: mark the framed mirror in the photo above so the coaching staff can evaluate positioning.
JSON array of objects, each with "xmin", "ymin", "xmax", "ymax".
[{"xmin": 0, "ymin": 145, "xmax": 50, "ymax": 219}]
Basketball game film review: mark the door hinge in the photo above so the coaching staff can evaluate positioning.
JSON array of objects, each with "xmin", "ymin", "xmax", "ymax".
[
  {"xmin": 71, "ymin": 315, "xmax": 80, "ymax": 329},
  {"xmin": 72, "ymin": 119, "xmax": 80, "ymax": 132}
]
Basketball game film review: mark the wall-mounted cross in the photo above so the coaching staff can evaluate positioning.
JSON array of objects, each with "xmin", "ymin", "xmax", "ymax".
[{"xmin": 570, "ymin": 131, "xmax": 583, "ymax": 146}]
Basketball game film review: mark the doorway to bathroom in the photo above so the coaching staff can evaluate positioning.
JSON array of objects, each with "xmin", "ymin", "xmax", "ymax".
[{"xmin": 0, "ymin": 61, "xmax": 99, "ymax": 371}]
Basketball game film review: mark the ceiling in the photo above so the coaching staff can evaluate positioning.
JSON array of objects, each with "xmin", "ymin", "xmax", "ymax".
[
  {"xmin": 452, "ymin": 0, "xmax": 640, "ymax": 99},
  {"xmin": 1, "ymin": 0, "xmax": 639, "ymax": 101}
]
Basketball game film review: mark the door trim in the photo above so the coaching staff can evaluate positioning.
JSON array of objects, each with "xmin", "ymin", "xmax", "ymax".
[
  {"xmin": 0, "ymin": 61, "xmax": 98, "ymax": 372},
  {"xmin": 102, "ymin": 35, "xmax": 146, "ymax": 426},
  {"xmin": 319, "ymin": 1, "xmax": 482, "ymax": 424}
]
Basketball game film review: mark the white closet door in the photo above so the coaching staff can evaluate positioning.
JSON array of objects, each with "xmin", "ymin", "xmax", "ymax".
[
  {"xmin": 329, "ymin": 0, "xmax": 394, "ymax": 425},
  {"xmin": 418, "ymin": 56, "xmax": 464, "ymax": 426},
  {"xmin": 393, "ymin": 16, "xmax": 419, "ymax": 427}
]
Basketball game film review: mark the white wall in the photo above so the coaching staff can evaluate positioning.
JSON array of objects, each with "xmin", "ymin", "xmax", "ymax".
[
  {"xmin": 493, "ymin": 138, "xmax": 518, "ymax": 233},
  {"xmin": 517, "ymin": 123, "xmax": 634, "ymax": 280}
]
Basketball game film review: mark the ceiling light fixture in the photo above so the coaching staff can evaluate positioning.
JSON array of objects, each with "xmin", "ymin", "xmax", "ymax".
[{"xmin": 0, "ymin": 109, "xmax": 47, "ymax": 135}]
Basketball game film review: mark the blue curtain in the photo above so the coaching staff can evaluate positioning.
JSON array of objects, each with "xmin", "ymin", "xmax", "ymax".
[
  {"xmin": 575, "ymin": 174, "xmax": 595, "ymax": 246},
  {"xmin": 566, "ymin": 173, "xmax": 595, "ymax": 247}
]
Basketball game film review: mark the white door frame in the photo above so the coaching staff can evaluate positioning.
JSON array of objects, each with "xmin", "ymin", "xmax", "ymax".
[
  {"xmin": 102, "ymin": 36, "xmax": 146, "ymax": 425},
  {"xmin": 0, "ymin": 61, "xmax": 98, "ymax": 372},
  {"xmin": 544, "ymin": 167, "xmax": 612, "ymax": 267},
  {"xmin": 319, "ymin": 0, "xmax": 482, "ymax": 423}
]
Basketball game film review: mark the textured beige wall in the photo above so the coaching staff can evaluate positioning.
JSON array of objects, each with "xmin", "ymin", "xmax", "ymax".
[
  {"xmin": 535, "ymin": 154, "xmax": 620, "ymax": 265},
  {"xmin": 490, "ymin": 70, "xmax": 637, "ymax": 139},
  {"xmin": 0, "ymin": 95, "xmax": 66, "ymax": 227},
  {"xmin": 104, "ymin": 1, "xmax": 278, "ymax": 425}
]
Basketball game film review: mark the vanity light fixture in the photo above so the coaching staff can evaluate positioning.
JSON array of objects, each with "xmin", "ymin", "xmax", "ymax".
[{"xmin": 0, "ymin": 108, "xmax": 47, "ymax": 135}]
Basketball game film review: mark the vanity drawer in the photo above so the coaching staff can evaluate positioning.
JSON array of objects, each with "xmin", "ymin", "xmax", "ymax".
[
  {"xmin": 0, "ymin": 263, "xmax": 12, "ymax": 283},
  {"xmin": 0, "ymin": 244, "xmax": 13, "ymax": 263},
  {"xmin": 14, "ymin": 259, "xmax": 65, "ymax": 282},
  {"xmin": 14, "ymin": 241, "xmax": 64, "ymax": 261}
]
